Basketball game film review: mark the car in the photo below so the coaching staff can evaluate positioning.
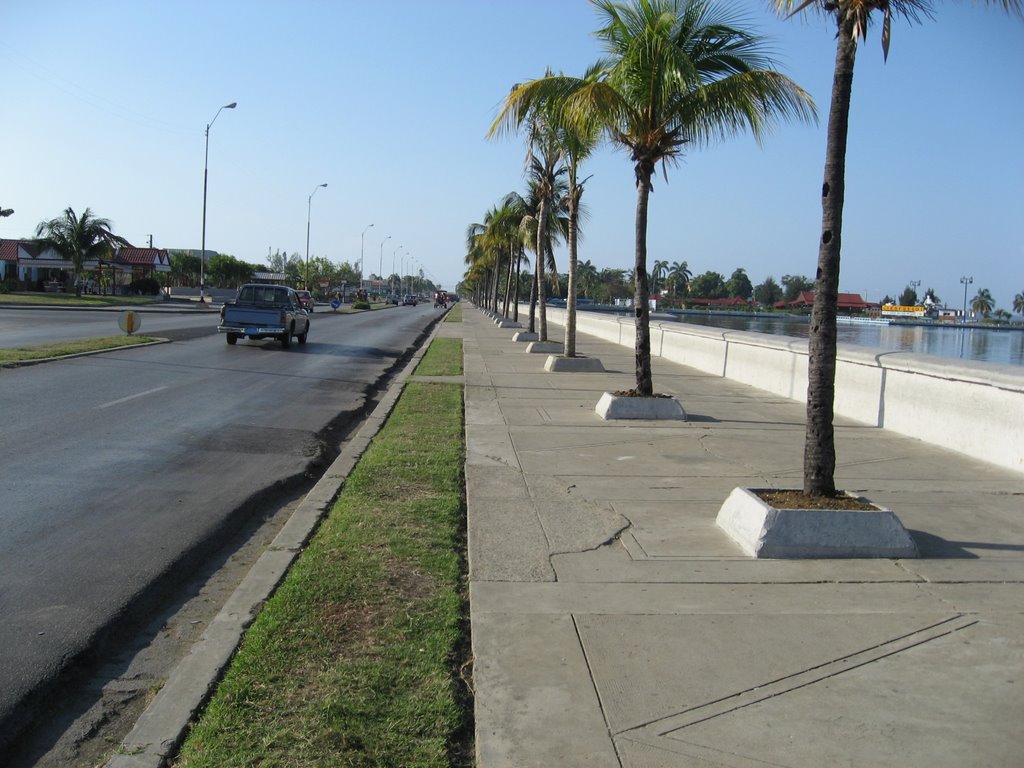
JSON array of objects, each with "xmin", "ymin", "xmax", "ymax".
[
  {"xmin": 386, "ymin": 294, "xmax": 400, "ymax": 305},
  {"xmin": 403, "ymin": 294, "xmax": 418, "ymax": 306},
  {"xmin": 295, "ymin": 289, "xmax": 315, "ymax": 312}
]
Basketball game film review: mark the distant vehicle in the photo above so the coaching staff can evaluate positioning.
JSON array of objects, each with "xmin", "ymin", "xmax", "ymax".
[
  {"xmin": 403, "ymin": 294, "xmax": 418, "ymax": 306},
  {"xmin": 386, "ymin": 294, "xmax": 400, "ymax": 305},
  {"xmin": 295, "ymin": 289, "xmax": 315, "ymax": 312},
  {"xmin": 218, "ymin": 283, "xmax": 310, "ymax": 348}
]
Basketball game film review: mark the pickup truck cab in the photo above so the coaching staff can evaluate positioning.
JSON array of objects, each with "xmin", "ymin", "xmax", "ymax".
[{"xmin": 218, "ymin": 283, "xmax": 310, "ymax": 348}]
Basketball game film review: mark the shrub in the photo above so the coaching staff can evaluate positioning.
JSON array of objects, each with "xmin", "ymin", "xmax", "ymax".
[
  {"xmin": 128, "ymin": 277, "xmax": 161, "ymax": 295},
  {"xmin": 352, "ymin": 300, "xmax": 371, "ymax": 310}
]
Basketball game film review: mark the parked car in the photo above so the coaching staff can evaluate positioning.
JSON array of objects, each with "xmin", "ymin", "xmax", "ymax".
[
  {"xmin": 218, "ymin": 283, "xmax": 310, "ymax": 348},
  {"xmin": 403, "ymin": 294, "xmax": 418, "ymax": 306},
  {"xmin": 386, "ymin": 294, "xmax": 400, "ymax": 305},
  {"xmin": 295, "ymin": 289, "xmax": 315, "ymax": 312}
]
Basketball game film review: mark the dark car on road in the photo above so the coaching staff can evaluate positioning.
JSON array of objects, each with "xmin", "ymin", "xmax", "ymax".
[
  {"xmin": 403, "ymin": 294, "xmax": 418, "ymax": 306},
  {"xmin": 295, "ymin": 289, "xmax": 315, "ymax": 312},
  {"xmin": 386, "ymin": 294, "xmax": 400, "ymax": 305}
]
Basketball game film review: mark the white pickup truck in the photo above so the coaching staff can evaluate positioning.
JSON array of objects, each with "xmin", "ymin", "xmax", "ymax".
[{"xmin": 218, "ymin": 284, "xmax": 310, "ymax": 348}]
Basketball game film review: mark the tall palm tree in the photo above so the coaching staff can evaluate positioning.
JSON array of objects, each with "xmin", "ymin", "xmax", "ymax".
[
  {"xmin": 577, "ymin": 259, "xmax": 600, "ymax": 299},
  {"xmin": 651, "ymin": 259, "xmax": 670, "ymax": 295},
  {"xmin": 971, "ymin": 288, "xmax": 995, "ymax": 318},
  {"xmin": 668, "ymin": 260, "xmax": 692, "ymax": 297},
  {"xmin": 34, "ymin": 207, "xmax": 131, "ymax": 287},
  {"xmin": 1012, "ymin": 291, "xmax": 1024, "ymax": 318},
  {"xmin": 496, "ymin": 0, "xmax": 814, "ymax": 394},
  {"xmin": 776, "ymin": 0, "xmax": 1021, "ymax": 497}
]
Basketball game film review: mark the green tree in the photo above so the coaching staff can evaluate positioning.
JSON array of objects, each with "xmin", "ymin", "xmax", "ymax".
[
  {"xmin": 1012, "ymin": 291, "xmax": 1024, "ymax": 317},
  {"xmin": 727, "ymin": 268, "xmax": 753, "ymax": 300},
  {"xmin": 34, "ymin": 207, "xmax": 131, "ymax": 288},
  {"xmin": 898, "ymin": 285, "xmax": 918, "ymax": 306},
  {"xmin": 651, "ymin": 260, "xmax": 670, "ymax": 294},
  {"xmin": 781, "ymin": 274, "xmax": 814, "ymax": 303},
  {"xmin": 775, "ymin": 0, "xmax": 1022, "ymax": 497},
  {"xmin": 689, "ymin": 271, "xmax": 728, "ymax": 299},
  {"xmin": 577, "ymin": 259, "xmax": 600, "ymax": 299},
  {"xmin": 497, "ymin": 0, "xmax": 814, "ymax": 395},
  {"xmin": 971, "ymin": 288, "xmax": 995, "ymax": 318},
  {"xmin": 754, "ymin": 276, "xmax": 783, "ymax": 306},
  {"xmin": 924, "ymin": 287, "xmax": 940, "ymax": 305}
]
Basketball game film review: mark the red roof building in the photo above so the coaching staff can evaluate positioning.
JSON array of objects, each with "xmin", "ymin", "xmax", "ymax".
[{"xmin": 775, "ymin": 291, "xmax": 875, "ymax": 313}]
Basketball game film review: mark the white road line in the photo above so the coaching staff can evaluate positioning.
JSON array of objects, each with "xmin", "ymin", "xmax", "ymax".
[{"xmin": 97, "ymin": 386, "xmax": 168, "ymax": 410}]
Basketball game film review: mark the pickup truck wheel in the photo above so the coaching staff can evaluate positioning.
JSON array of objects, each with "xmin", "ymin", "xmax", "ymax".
[
  {"xmin": 280, "ymin": 330, "xmax": 291, "ymax": 349},
  {"xmin": 226, "ymin": 333, "xmax": 238, "ymax": 345},
  {"xmin": 298, "ymin": 326, "xmax": 308, "ymax": 344}
]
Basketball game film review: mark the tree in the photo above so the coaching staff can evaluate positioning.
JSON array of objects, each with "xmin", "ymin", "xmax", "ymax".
[
  {"xmin": 775, "ymin": 0, "xmax": 1022, "ymax": 497},
  {"xmin": 898, "ymin": 285, "xmax": 918, "ymax": 306},
  {"xmin": 668, "ymin": 260, "xmax": 692, "ymax": 297},
  {"xmin": 577, "ymin": 259, "xmax": 600, "ymax": 299},
  {"xmin": 781, "ymin": 274, "xmax": 814, "ymax": 303},
  {"xmin": 727, "ymin": 268, "xmax": 753, "ymax": 300},
  {"xmin": 34, "ymin": 207, "xmax": 131, "ymax": 287},
  {"xmin": 971, "ymin": 288, "xmax": 995, "ymax": 318},
  {"xmin": 1012, "ymin": 291, "xmax": 1024, "ymax": 317},
  {"xmin": 754, "ymin": 276, "xmax": 783, "ymax": 306},
  {"xmin": 497, "ymin": 0, "xmax": 815, "ymax": 395},
  {"xmin": 689, "ymin": 271, "xmax": 728, "ymax": 299},
  {"xmin": 923, "ymin": 287, "xmax": 940, "ymax": 305},
  {"xmin": 651, "ymin": 260, "xmax": 670, "ymax": 294}
]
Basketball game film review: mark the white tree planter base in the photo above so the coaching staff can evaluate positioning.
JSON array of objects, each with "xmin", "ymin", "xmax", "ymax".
[
  {"xmin": 512, "ymin": 332, "xmax": 539, "ymax": 342},
  {"xmin": 544, "ymin": 355, "xmax": 605, "ymax": 373},
  {"xmin": 715, "ymin": 487, "xmax": 919, "ymax": 559},
  {"xmin": 496, "ymin": 319, "xmax": 521, "ymax": 328},
  {"xmin": 595, "ymin": 392, "xmax": 687, "ymax": 421},
  {"xmin": 525, "ymin": 341, "xmax": 563, "ymax": 354}
]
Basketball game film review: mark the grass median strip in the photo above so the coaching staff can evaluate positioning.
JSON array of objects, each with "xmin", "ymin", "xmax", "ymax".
[
  {"xmin": 175, "ymin": 340, "xmax": 469, "ymax": 767},
  {"xmin": 0, "ymin": 335, "xmax": 159, "ymax": 364}
]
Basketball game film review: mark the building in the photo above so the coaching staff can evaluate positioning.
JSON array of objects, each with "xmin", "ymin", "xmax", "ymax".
[
  {"xmin": 776, "ymin": 291, "xmax": 876, "ymax": 315},
  {"xmin": 0, "ymin": 239, "xmax": 170, "ymax": 292}
]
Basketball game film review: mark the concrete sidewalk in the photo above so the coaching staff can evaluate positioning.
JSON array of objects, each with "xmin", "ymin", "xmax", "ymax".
[{"xmin": 461, "ymin": 306, "xmax": 1024, "ymax": 768}]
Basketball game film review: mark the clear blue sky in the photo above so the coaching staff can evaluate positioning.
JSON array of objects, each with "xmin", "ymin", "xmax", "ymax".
[{"xmin": 2, "ymin": 1, "xmax": 1021, "ymax": 311}]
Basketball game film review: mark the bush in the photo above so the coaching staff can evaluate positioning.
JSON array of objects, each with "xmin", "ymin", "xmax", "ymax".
[
  {"xmin": 128, "ymin": 277, "xmax": 161, "ymax": 296},
  {"xmin": 352, "ymin": 300, "xmax": 371, "ymax": 310}
]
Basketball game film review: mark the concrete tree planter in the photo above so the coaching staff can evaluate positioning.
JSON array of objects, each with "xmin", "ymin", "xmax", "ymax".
[
  {"xmin": 512, "ymin": 331, "xmax": 539, "ymax": 342},
  {"xmin": 496, "ymin": 319, "xmax": 521, "ymax": 328},
  {"xmin": 544, "ymin": 355, "xmax": 605, "ymax": 373},
  {"xmin": 595, "ymin": 391, "xmax": 687, "ymax": 421},
  {"xmin": 715, "ymin": 487, "xmax": 918, "ymax": 559},
  {"xmin": 525, "ymin": 341, "xmax": 563, "ymax": 354}
]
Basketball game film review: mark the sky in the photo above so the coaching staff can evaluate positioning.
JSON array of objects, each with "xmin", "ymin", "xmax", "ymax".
[{"xmin": 2, "ymin": 1, "xmax": 1022, "ymax": 311}]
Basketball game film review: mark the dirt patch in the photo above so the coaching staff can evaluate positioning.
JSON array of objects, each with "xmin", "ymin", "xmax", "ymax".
[{"xmin": 756, "ymin": 489, "xmax": 879, "ymax": 511}]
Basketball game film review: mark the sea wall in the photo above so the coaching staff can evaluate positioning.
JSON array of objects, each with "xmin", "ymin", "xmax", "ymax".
[{"xmin": 535, "ymin": 306, "xmax": 1024, "ymax": 475}]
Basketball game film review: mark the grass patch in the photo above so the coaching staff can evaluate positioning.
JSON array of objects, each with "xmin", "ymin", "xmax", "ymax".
[
  {"xmin": 0, "ymin": 335, "xmax": 159, "ymax": 364},
  {"xmin": 0, "ymin": 292, "xmax": 159, "ymax": 307},
  {"xmin": 415, "ymin": 338, "xmax": 463, "ymax": 377},
  {"xmin": 444, "ymin": 304, "xmax": 463, "ymax": 323},
  {"xmin": 175, "ymin": 380, "xmax": 470, "ymax": 768}
]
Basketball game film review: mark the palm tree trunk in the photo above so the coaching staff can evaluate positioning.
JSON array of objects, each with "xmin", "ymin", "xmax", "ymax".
[
  {"xmin": 536, "ymin": 198, "xmax": 548, "ymax": 342},
  {"xmin": 491, "ymin": 254, "xmax": 502, "ymax": 312},
  {"xmin": 633, "ymin": 162, "xmax": 654, "ymax": 396},
  {"xmin": 502, "ymin": 243, "xmax": 514, "ymax": 317},
  {"xmin": 804, "ymin": 14, "xmax": 857, "ymax": 497},
  {"xmin": 565, "ymin": 190, "xmax": 580, "ymax": 358},
  {"xmin": 513, "ymin": 247, "xmax": 522, "ymax": 322},
  {"xmin": 528, "ymin": 270, "xmax": 538, "ymax": 334}
]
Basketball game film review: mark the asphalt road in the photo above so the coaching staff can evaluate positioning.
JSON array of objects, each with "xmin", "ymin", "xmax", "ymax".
[{"xmin": 0, "ymin": 302, "xmax": 442, "ymax": 751}]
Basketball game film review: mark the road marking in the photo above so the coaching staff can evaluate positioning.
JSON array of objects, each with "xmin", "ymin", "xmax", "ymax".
[{"xmin": 97, "ymin": 386, "xmax": 168, "ymax": 410}]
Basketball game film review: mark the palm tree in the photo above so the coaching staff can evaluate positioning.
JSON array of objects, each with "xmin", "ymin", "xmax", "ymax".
[
  {"xmin": 34, "ymin": 207, "xmax": 131, "ymax": 290},
  {"xmin": 1012, "ymin": 291, "xmax": 1024, "ymax": 318},
  {"xmin": 496, "ymin": 0, "xmax": 814, "ymax": 394},
  {"xmin": 651, "ymin": 259, "xmax": 670, "ymax": 295},
  {"xmin": 577, "ymin": 259, "xmax": 600, "ymax": 299},
  {"xmin": 776, "ymin": 0, "xmax": 1021, "ymax": 497},
  {"xmin": 668, "ymin": 260, "xmax": 692, "ymax": 298},
  {"xmin": 971, "ymin": 288, "xmax": 995, "ymax": 318}
]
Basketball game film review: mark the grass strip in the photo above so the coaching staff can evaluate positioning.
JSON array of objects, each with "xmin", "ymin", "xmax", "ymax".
[
  {"xmin": 0, "ymin": 335, "xmax": 159, "ymax": 364},
  {"xmin": 176, "ymin": 353, "xmax": 469, "ymax": 767},
  {"xmin": 415, "ymin": 338, "xmax": 463, "ymax": 377},
  {"xmin": 0, "ymin": 293, "xmax": 160, "ymax": 307},
  {"xmin": 443, "ymin": 304, "xmax": 463, "ymax": 323}
]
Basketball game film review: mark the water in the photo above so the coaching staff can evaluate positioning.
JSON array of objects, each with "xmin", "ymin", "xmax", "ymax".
[{"xmin": 654, "ymin": 312, "xmax": 1024, "ymax": 367}]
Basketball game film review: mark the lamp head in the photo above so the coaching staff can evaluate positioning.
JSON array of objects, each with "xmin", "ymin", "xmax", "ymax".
[{"xmin": 225, "ymin": 102, "xmax": 237, "ymax": 109}]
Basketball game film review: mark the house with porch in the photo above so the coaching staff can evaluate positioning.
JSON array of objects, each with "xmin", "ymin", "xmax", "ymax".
[{"xmin": 0, "ymin": 238, "xmax": 170, "ymax": 293}]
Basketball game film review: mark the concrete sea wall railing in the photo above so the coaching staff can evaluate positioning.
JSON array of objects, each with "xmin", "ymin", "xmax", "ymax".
[{"xmin": 532, "ymin": 305, "xmax": 1024, "ymax": 475}]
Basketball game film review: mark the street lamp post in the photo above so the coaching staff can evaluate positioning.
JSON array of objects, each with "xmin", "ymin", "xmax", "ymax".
[
  {"xmin": 200, "ymin": 101, "xmax": 237, "ymax": 302},
  {"xmin": 360, "ymin": 223, "xmax": 374, "ymax": 292},
  {"xmin": 305, "ymin": 183, "xmax": 327, "ymax": 290},
  {"xmin": 378, "ymin": 235, "xmax": 390, "ymax": 298},
  {"xmin": 392, "ymin": 245, "xmax": 403, "ymax": 295},
  {"xmin": 960, "ymin": 275, "xmax": 973, "ymax": 323}
]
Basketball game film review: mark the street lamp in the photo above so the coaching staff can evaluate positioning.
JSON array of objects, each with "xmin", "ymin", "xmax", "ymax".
[
  {"xmin": 378, "ymin": 235, "xmax": 390, "ymax": 297},
  {"xmin": 392, "ymin": 244, "xmax": 403, "ymax": 294},
  {"xmin": 305, "ymin": 183, "xmax": 327, "ymax": 290},
  {"xmin": 360, "ymin": 223, "xmax": 374, "ymax": 290},
  {"xmin": 200, "ymin": 101, "xmax": 237, "ymax": 302},
  {"xmin": 960, "ymin": 275, "xmax": 973, "ymax": 323}
]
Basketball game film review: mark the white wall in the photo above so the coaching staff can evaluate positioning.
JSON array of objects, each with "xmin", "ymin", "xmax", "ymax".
[{"xmin": 538, "ymin": 306, "xmax": 1024, "ymax": 475}]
